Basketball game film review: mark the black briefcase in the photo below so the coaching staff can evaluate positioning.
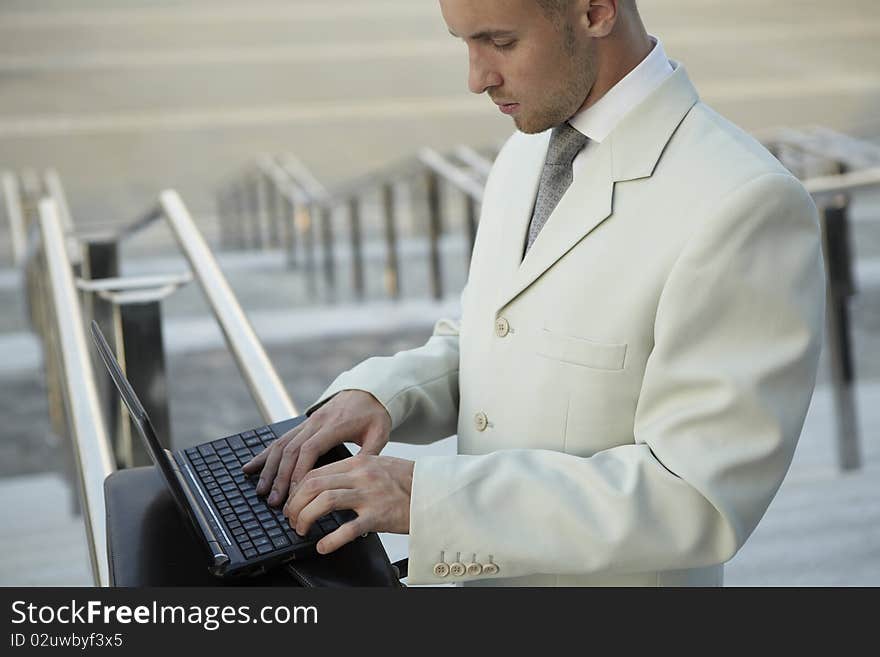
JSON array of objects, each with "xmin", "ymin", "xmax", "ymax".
[{"xmin": 104, "ymin": 466, "xmax": 404, "ymax": 587}]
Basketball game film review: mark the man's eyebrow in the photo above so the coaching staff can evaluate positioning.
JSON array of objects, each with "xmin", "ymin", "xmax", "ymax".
[{"xmin": 448, "ymin": 28, "xmax": 516, "ymax": 40}]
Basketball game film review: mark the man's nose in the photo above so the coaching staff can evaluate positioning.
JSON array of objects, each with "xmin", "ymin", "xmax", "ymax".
[{"xmin": 468, "ymin": 51, "xmax": 502, "ymax": 95}]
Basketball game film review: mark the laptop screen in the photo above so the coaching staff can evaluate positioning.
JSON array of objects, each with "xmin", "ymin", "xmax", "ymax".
[{"xmin": 89, "ymin": 321, "xmax": 192, "ymax": 515}]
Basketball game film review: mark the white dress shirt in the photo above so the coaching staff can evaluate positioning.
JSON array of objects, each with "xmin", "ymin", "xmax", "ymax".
[{"xmin": 568, "ymin": 35, "xmax": 673, "ymax": 172}]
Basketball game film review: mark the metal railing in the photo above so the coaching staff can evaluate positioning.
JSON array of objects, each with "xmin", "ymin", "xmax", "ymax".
[
  {"xmin": 23, "ymin": 183, "xmax": 302, "ymax": 584},
  {"xmin": 765, "ymin": 128, "xmax": 880, "ymax": 471},
  {"xmin": 36, "ymin": 199, "xmax": 114, "ymax": 586},
  {"xmin": 216, "ymin": 146, "xmax": 497, "ymax": 303}
]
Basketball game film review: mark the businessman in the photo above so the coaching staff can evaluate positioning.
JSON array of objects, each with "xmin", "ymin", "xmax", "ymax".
[{"xmin": 244, "ymin": 0, "xmax": 826, "ymax": 586}]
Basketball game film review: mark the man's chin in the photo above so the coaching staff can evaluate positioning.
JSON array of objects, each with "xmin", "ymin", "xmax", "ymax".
[{"xmin": 513, "ymin": 112, "xmax": 553, "ymax": 135}]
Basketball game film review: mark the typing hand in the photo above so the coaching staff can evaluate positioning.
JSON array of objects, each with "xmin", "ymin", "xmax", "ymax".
[
  {"xmin": 242, "ymin": 390, "xmax": 392, "ymax": 507},
  {"xmin": 283, "ymin": 454, "xmax": 414, "ymax": 554}
]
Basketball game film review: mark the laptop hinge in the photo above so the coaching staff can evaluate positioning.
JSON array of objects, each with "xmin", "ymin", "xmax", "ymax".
[{"xmin": 168, "ymin": 451, "xmax": 231, "ymax": 572}]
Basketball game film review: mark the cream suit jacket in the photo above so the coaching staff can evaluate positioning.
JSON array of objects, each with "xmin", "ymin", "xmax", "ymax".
[{"xmin": 306, "ymin": 61, "xmax": 826, "ymax": 586}]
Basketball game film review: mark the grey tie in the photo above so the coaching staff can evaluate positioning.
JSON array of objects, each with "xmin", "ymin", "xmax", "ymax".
[{"xmin": 524, "ymin": 122, "xmax": 589, "ymax": 257}]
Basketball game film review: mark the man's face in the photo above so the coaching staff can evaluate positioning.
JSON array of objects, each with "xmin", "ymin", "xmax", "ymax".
[{"xmin": 441, "ymin": 0, "xmax": 597, "ymax": 134}]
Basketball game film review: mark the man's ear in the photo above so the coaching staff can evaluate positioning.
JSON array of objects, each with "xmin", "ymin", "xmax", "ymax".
[{"xmin": 581, "ymin": 0, "xmax": 620, "ymax": 37}]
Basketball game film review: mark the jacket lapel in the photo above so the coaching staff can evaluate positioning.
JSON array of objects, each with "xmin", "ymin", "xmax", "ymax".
[{"xmin": 493, "ymin": 60, "xmax": 700, "ymax": 315}]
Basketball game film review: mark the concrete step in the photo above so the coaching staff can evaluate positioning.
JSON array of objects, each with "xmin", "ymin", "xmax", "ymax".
[{"xmin": 0, "ymin": 472, "xmax": 91, "ymax": 586}]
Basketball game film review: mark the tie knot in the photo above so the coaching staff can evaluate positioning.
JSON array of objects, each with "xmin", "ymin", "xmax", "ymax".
[{"xmin": 545, "ymin": 122, "xmax": 588, "ymax": 165}]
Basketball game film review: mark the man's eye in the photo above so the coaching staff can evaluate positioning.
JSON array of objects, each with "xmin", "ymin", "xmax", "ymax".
[{"xmin": 493, "ymin": 41, "xmax": 516, "ymax": 51}]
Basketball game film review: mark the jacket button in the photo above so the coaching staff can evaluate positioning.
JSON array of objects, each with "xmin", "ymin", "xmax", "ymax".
[
  {"xmin": 494, "ymin": 317, "xmax": 510, "ymax": 337},
  {"xmin": 474, "ymin": 412, "xmax": 488, "ymax": 432},
  {"xmin": 466, "ymin": 562, "xmax": 483, "ymax": 576},
  {"xmin": 449, "ymin": 561, "xmax": 466, "ymax": 577},
  {"xmin": 481, "ymin": 562, "xmax": 499, "ymax": 576},
  {"xmin": 433, "ymin": 562, "xmax": 450, "ymax": 578}
]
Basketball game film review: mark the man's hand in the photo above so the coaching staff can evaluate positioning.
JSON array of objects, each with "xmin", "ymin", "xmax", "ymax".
[
  {"xmin": 283, "ymin": 454, "xmax": 414, "ymax": 554},
  {"xmin": 242, "ymin": 390, "xmax": 392, "ymax": 506}
]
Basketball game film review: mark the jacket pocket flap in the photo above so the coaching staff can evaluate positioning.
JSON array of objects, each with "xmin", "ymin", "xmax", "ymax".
[{"xmin": 537, "ymin": 328, "xmax": 627, "ymax": 370}]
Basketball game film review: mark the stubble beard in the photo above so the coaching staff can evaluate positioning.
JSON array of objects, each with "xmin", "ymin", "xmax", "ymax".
[{"xmin": 514, "ymin": 24, "xmax": 595, "ymax": 134}]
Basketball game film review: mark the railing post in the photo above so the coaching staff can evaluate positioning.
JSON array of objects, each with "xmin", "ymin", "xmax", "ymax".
[
  {"xmin": 117, "ymin": 300, "xmax": 171, "ymax": 466},
  {"xmin": 382, "ymin": 182, "xmax": 401, "ymax": 300},
  {"xmin": 266, "ymin": 175, "xmax": 278, "ymax": 249},
  {"xmin": 282, "ymin": 194, "xmax": 297, "ymax": 268},
  {"xmin": 319, "ymin": 204, "xmax": 336, "ymax": 302},
  {"xmin": 238, "ymin": 181, "xmax": 251, "ymax": 250},
  {"xmin": 216, "ymin": 190, "xmax": 231, "ymax": 250},
  {"xmin": 820, "ymin": 194, "xmax": 861, "ymax": 471},
  {"xmin": 80, "ymin": 239, "xmax": 121, "ymax": 455},
  {"xmin": 1, "ymin": 171, "xmax": 27, "ymax": 266},
  {"xmin": 425, "ymin": 171, "xmax": 444, "ymax": 301},
  {"xmin": 348, "ymin": 197, "xmax": 365, "ymax": 301},
  {"xmin": 246, "ymin": 172, "xmax": 263, "ymax": 250},
  {"xmin": 302, "ymin": 204, "xmax": 318, "ymax": 300}
]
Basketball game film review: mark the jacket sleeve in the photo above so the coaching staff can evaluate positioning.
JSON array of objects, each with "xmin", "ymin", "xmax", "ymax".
[
  {"xmin": 304, "ymin": 289, "xmax": 465, "ymax": 445},
  {"xmin": 406, "ymin": 172, "xmax": 827, "ymax": 583}
]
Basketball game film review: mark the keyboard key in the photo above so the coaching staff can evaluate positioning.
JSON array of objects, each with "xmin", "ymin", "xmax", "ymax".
[
  {"xmin": 227, "ymin": 435, "xmax": 245, "ymax": 450},
  {"xmin": 221, "ymin": 484, "xmax": 237, "ymax": 493},
  {"xmin": 272, "ymin": 536, "xmax": 290, "ymax": 549},
  {"xmin": 256, "ymin": 512, "xmax": 273, "ymax": 523},
  {"xmin": 242, "ymin": 430, "xmax": 256, "ymax": 439},
  {"xmin": 318, "ymin": 517, "xmax": 338, "ymax": 533},
  {"xmin": 197, "ymin": 444, "xmax": 215, "ymax": 457},
  {"xmin": 256, "ymin": 426, "xmax": 273, "ymax": 435},
  {"xmin": 239, "ymin": 541, "xmax": 254, "ymax": 551},
  {"xmin": 267, "ymin": 527, "xmax": 283, "ymax": 538},
  {"xmin": 211, "ymin": 438, "xmax": 229, "ymax": 450},
  {"xmin": 243, "ymin": 520, "xmax": 260, "ymax": 531},
  {"xmin": 256, "ymin": 544, "xmax": 273, "ymax": 555},
  {"xmin": 216, "ymin": 447, "xmax": 233, "ymax": 457},
  {"xmin": 253, "ymin": 536, "xmax": 271, "ymax": 548},
  {"xmin": 227, "ymin": 520, "xmax": 242, "ymax": 530},
  {"xmin": 186, "ymin": 448, "xmax": 198, "ymax": 457},
  {"xmin": 243, "ymin": 549, "xmax": 257, "ymax": 559},
  {"xmin": 222, "ymin": 512, "xmax": 236, "ymax": 523},
  {"xmin": 232, "ymin": 527, "xmax": 247, "ymax": 538},
  {"xmin": 248, "ymin": 528, "xmax": 266, "ymax": 540},
  {"xmin": 244, "ymin": 437, "xmax": 261, "ymax": 448}
]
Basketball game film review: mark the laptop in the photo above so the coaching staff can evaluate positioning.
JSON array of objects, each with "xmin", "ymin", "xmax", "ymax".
[{"xmin": 90, "ymin": 320, "xmax": 355, "ymax": 578}]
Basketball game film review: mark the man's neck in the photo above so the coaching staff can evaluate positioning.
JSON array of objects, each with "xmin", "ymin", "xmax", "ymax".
[{"xmin": 576, "ymin": 31, "xmax": 654, "ymax": 115}]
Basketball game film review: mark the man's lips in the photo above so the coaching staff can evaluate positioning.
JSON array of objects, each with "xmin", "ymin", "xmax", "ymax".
[{"xmin": 495, "ymin": 101, "xmax": 520, "ymax": 115}]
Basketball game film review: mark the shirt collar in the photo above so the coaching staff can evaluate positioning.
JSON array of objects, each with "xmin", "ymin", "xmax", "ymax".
[{"xmin": 568, "ymin": 35, "xmax": 673, "ymax": 144}]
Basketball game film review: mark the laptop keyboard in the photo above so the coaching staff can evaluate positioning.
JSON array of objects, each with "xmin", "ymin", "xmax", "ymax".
[{"xmin": 184, "ymin": 426, "xmax": 342, "ymax": 561}]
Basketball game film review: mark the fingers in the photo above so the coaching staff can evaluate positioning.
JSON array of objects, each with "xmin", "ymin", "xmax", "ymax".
[
  {"xmin": 240, "ymin": 446, "xmax": 269, "ymax": 474},
  {"xmin": 288, "ymin": 425, "xmax": 348, "ymax": 488},
  {"xmin": 284, "ymin": 471, "xmax": 355, "ymax": 522},
  {"xmin": 251, "ymin": 424, "xmax": 305, "ymax": 495},
  {"xmin": 291, "ymin": 488, "xmax": 357, "ymax": 537},
  {"xmin": 316, "ymin": 515, "xmax": 370, "ymax": 555}
]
